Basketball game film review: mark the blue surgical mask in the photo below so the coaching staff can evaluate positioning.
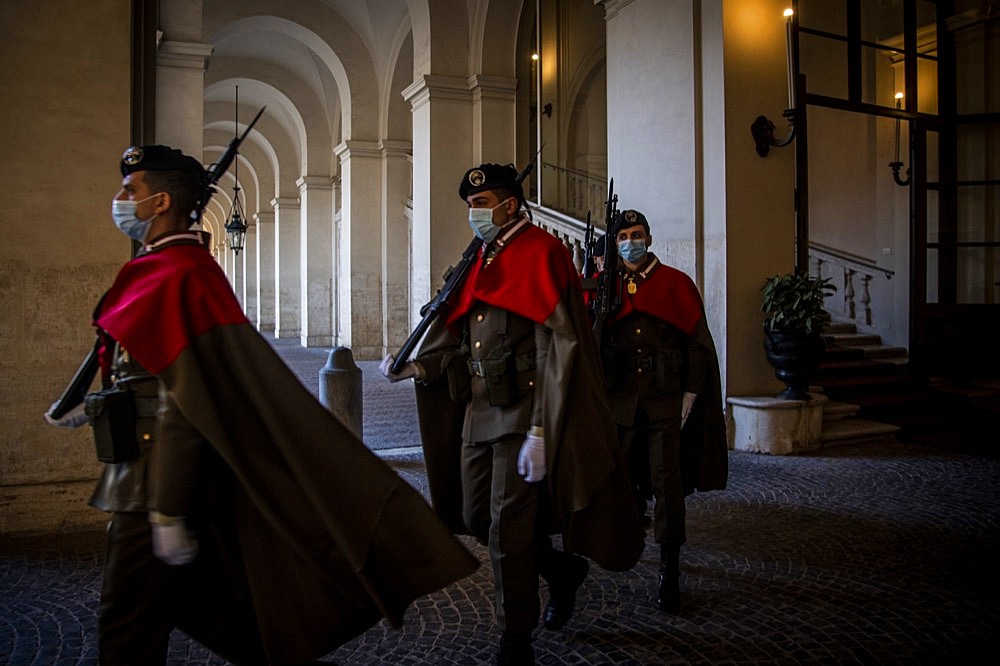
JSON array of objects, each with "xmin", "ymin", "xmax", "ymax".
[
  {"xmin": 468, "ymin": 199, "xmax": 512, "ymax": 243},
  {"xmin": 112, "ymin": 193, "xmax": 161, "ymax": 243},
  {"xmin": 618, "ymin": 238, "xmax": 648, "ymax": 264}
]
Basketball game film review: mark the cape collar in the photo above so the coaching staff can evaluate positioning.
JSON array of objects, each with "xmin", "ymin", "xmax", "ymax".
[
  {"xmin": 140, "ymin": 229, "xmax": 212, "ymax": 255},
  {"xmin": 483, "ymin": 213, "xmax": 531, "ymax": 264}
]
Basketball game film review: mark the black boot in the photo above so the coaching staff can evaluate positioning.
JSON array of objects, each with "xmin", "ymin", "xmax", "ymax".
[
  {"xmin": 654, "ymin": 542, "xmax": 681, "ymax": 613},
  {"xmin": 541, "ymin": 551, "xmax": 589, "ymax": 630},
  {"xmin": 496, "ymin": 632, "xmax": 534, "ymax": 666}
]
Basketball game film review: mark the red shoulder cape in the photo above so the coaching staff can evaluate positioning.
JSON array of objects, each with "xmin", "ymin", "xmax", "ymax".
[
  {"xmin": 446, "ymin": 224, "xmax": 576, "ymax": 332},
  {"xmin": 94, "ymin": 244, "xmax": 247, "ymax": 374},
  {"xmin": 607, "ymin": 261, "xmax": 705, "ymax": 335}
]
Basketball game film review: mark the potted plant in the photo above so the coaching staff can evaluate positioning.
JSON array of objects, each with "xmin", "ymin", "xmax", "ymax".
[{"xmin": 760, "ymin": 272, "xmax": 837, "ymax": 400}]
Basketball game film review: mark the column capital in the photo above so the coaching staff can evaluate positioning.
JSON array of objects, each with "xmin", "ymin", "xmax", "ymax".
[
  {"xmin": 157, "ymin": 40, "xmax": 214, "ymax": 71},
  {"xmin": 270, "ymin": 197, "xmax": 300, "ymax": 211},
  {"xmin": 379, "ymin": 139, "xmax": 413, "ymax": 158},
  {"xmin": 296, "ymin": 175, "xmax": 335, "ymax": 190},
  {"xmin": 253, "ymin": 211, "xmax": 275, "ymax": 224},
  {"xmin": 469, "ymin": 75, "xmax": 517, "ymax": 103},
  {"xmin": 596, "ymin": 0, "xmax": 635, "ymax": 21},
  {"xmin": 401, "ymin": 75, "xmax": 472, "ymax": 110},
  {"xmin": 334, "ymin": 140, "xmax": 382, "ymax": 161}
]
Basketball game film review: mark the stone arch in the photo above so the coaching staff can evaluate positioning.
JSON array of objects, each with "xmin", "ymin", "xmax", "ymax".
[
  {"xmin": 207, "ymin": 58, "xmax": 335, "ymax": 177},
  {"xmin": 204, "ymin": 5, "xmax": 378, "ymax": 139},
  {"xmin": 404, "ymin": 0, "xmax": 470, "ymax": 77}
]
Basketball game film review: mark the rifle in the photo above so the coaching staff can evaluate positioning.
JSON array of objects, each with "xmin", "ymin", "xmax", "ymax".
[
  {"xmin": 48, "ymin": 336, "xmax": 101, "ymax": 419},
  {"xmin": 582, "ymin": 211, "xmax": 596, "ymax": 280},
  {"xmin": 390, "ymin": 155, "xmax": 539, "ymax": 374},
  {"xmin": 590, "ymin": 178, "xmax": 621, "ymax": 346},
  {"xmin": 192, "ymin": 106, "xmax": 266, "ymax": 223}
]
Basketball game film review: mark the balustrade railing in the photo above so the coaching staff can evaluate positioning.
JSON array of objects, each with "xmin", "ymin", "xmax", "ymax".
[
  {"xmin": 539, "ymin": 163, "xmax": 607, "ymax": 223},
  {"xmin": 809, "ymin": 242, "xmax": 895, "ymax": 332}
]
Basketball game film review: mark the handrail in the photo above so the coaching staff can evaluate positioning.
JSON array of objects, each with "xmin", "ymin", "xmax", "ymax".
[
  {"xmin": 541, "ymin": 161, "xmax": 605, "ymax": 185},
  {"xmin": 809, "ymin": 241, "xmax": 895, "ymax": 279}
]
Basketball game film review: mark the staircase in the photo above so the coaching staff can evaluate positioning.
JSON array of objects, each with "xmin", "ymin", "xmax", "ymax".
[{"xmin": 811, "ymin": 320, "xmax": 1000, "ymax": 457}]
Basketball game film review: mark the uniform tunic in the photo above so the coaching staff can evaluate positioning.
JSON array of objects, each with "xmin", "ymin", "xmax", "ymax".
[
  {"xmin": 94, "ymin": 229, "xmax": 478, "ymax": 664},
  {"xmin": 601, "ymin": 254, "xmax": 728, "ymax": 545},
  {"xmin": 413, "ymin": 215, "xmax": 645, "ymax": 633}
]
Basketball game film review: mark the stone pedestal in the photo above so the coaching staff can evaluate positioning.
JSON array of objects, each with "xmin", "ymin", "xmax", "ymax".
[{"xmin": 727, "ymin": 393, "xmax": 829, "ymax": 455}]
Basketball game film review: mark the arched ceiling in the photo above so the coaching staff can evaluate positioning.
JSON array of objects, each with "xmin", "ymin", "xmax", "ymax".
[{"xmin": 201, "ymin": 0, "xmax": 414, "ymax": 219}]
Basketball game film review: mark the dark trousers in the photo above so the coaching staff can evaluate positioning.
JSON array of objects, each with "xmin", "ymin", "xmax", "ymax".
[
  {"xmin": 99, "ymin": 511, "xmax": 183, "ymax": 665},
  {"xmin": 462, "ymin": 434, "xmax": 542, "ymax": 635},
  {"xmin": 99, "ymin": 511, "xmax": 268, "ymax": 665},
  {"xmin": 619, "ymin": 405, "xmax": 686, "ymax": 547}
]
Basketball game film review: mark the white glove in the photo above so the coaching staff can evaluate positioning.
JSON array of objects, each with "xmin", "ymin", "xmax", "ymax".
[
  {"xmin": 681, "ymin": 392, "xmax": 697, "ymax": 429},
  {"xmin": 150, "ymin": 514, "xmax": 198, "ymax": 566},
  {"xmin": 517, "ymin": 433, "xmax": 547, "ymax": 482},
  {"xmin": 44, "ymin": 401, "xmax": 88, "ymax": 429},
  {"xmin": 379, "ymin": 354, "xmax": 418, "ymax": 383}
]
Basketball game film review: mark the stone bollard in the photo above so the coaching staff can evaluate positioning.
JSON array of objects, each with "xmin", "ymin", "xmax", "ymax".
[{"xmin": 319, "ymin": 346, "xmax": 363, "ymax": 439}]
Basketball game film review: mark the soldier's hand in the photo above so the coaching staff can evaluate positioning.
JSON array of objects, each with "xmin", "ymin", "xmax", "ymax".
[
  {"xmin": 379, "ymin": 354, "xmax": 418, "ymax": 382},
  {"xmin": 149, "ymin": 512, "xmax": 198, "ymax": 566},
  {"xmin": 681, "ymin": 392, "xmax": 697, "ymax": 429},
  {"xmin": 517, "ymin": 432, "xmax": 547, "ymax": 482},
  {"xmin": 44, "ymin": 401, "xmax": 88, "ymax": 429}
]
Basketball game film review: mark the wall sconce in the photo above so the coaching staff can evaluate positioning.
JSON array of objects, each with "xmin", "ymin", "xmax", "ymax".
[
  {"xmin": 888, "ymin": 91, "xmax": 910, "ymax": 187},
  {"xmin": 751, "ymin": 8, "xmax": 799, "ymax": 157}
]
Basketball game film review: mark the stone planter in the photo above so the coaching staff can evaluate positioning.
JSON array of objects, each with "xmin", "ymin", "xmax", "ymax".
[{"xmin": 763, "ymin": 328, "xmax": 826, "ymax": 400}]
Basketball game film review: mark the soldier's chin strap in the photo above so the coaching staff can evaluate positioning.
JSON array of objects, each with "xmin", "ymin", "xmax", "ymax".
[{"xmin": 192, "ymin": 106, "xmax": 266, "ymax": 223}]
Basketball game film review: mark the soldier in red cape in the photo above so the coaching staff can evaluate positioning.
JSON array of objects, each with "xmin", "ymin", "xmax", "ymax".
[
  {"xmin": 599, "ymin": 208, "xmax": 728, "ymax": 614},
  {"xmin": 49, "ymin": 144, "xmax": 478, "ymax": 665},
  {"xmin": 382, "ymin": 163, "xmax": 644, "ymax": 665}
]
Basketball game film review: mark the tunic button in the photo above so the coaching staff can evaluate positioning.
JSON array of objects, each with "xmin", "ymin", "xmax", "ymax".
[
  {"xmin": 476, "ymin": 314, "xmax": 484, "ymax": 322},
  {"xmin": 474, "ymin": 341, "xmax": 482, "ymax": 349},
  {"xmin": 637, "ymin": 348, "xmax": 643, "ymax": 354},
  {"xmin": 635, "ymin": 328, "xmax": 642, "ymax": 335},
  {"xmin": 637, "ymin": 368, "xmax": 644, "ymax": 374},
  {"xmin": 142, "ymin": 433, "xmax": 152, "ymax": 441},
  {"xmin": 528, "ymin": 380, "xmax": 534, "ymax": 387}
]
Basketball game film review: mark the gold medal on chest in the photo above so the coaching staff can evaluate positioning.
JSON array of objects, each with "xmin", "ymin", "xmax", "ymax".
[{"xmin": 627, "ymin": 279, "xmax": 637, "ymax": 295}]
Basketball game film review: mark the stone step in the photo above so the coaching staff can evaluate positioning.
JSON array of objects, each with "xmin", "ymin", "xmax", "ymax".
[
  {"xmin": 851, "ymin": 346, "xmax": 909, "ymax": 364},
  {"xmin": 825, "ymin": 332, "xmax": 884, "ymax": 346},
  {"xmin": 821, "ymin": 418, "xmax": 900, "ymax": 446},
  {"xmin": 823, "ymin": 401, "xmax": 860, "ymax": 421},
  {"xmin": 825, "ymin": 322, "xmax": 857, "ymax": 334}
]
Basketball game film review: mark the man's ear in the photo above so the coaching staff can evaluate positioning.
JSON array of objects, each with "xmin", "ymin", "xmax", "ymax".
[
  {"xmin": 646, "ymin": 234, "xmax": 653, "ymax": 248},
  {"xmin": 506, "ymin": 197, "xmax": 520, "ymax": 217},
  {"xmin": 153, "ymin": 191, "xmax": 173, "ymax": 215}
]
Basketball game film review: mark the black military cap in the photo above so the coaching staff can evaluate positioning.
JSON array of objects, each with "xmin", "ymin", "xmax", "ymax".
[
  {"xmin": 591, "ymin": 234, "xmax": 606, "ymax": 257},
  {"xmin": 120, "ymin": 145, "xmax": 205, "ymax": 179},
  {"xmin": 617, "ymin": 209, "xmax": 650, "ymax": 234},
  {"xmin": 458, "ymin": 162, "xmax": 523, "ymax": 201}
]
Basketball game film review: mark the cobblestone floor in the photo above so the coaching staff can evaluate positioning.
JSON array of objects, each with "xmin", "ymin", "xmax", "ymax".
[{"xmin": 2, "ymin": 337, "xmax": 998, "ymax": 665}]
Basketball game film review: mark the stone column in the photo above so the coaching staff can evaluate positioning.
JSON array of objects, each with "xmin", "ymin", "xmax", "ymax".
[
  {"xmin": 155, "ymin": 40, "xmax": 213, "ymax": 158},
  {"xmin": 402, "ymin": 75, "xmax": 474, "ymax": 331},
  {"xmin": 334, "ymin": 140, "xmax": 383, "ymax": 358},
  {"xmin": 470, "ymin": 75, "xmax": 517, "ymax": 162},
  {"xmin": 297, "ymin": 176, "xmax": 335, "ymax": 347},
  {"xmin": 272, "ymin": 197, "xmax": 301, "ymax": 339},
  {"xmin": 254, "ymin": 211, "xmax": 276, "ymax": 331},
  {"xmin": 229, "ymin": 241, "xmax": 244, "ymax": 307},
  {"xmin": 241, "ymin": 223, "xmax": 258, "ymax": 324},
  {"xmin": 380, "ymin": 140, "xmax": 413, "ymax": 352}
]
